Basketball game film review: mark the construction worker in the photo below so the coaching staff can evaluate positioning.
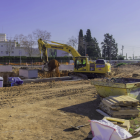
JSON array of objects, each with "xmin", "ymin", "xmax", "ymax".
[{"xmin": 83, "ymin": 59, "xmax": 86, "ymax": 64}]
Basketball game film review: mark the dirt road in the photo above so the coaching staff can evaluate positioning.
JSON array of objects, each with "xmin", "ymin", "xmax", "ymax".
[{"xmin": 0, "ymin": 80, "xmax": 102, "ymax": 140}]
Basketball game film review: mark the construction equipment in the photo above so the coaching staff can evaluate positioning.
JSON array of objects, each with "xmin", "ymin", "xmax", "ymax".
[
  {"xmin": 38, "ymin": 38, "xmax": 111, "ymax": 79},
  {"xmin": 91, "ymin": 78, "xmax": 140, "ymax": 100}
]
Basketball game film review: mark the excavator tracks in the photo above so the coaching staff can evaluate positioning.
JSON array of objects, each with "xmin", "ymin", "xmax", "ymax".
[{"xmin": 68, "ymin": 72, "xmax": 106, "ymax": 80}]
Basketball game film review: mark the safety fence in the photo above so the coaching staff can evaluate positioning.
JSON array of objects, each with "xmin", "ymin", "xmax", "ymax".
[{"xmin": 0, "ymin": 60, "xmax": 74, "ymax": 66}]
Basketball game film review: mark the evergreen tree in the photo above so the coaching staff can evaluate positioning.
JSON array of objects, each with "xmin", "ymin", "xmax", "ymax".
[
  {"xmin": 79, "ymin": 29, "xmax": 83, "ymax": 37},
  {"xmin": 87, "ymin": 37, "xmax": 101, "ymax": 59},
  {"xmin": 101, "ymin": 33, "xmax": 118, "ymax": 59},
  {"xmin": 78, "ymin": 29, "xmax": 84, "ymax": 55},
  {"xmin": 86, "ymin": 29, "xmax": 92, "ymax": 42},
  {"xmin": 78, "ymin": 29, "xmax": 101, "ymax": 58},
  {"xmin": 78, "ymin": 47, "xmax": 85, "ymax": 56}
]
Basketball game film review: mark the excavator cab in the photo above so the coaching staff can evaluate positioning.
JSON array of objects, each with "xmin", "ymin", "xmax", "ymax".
[{"xmin": 74, "ymin": 57, "xmax": 87, "ymax": 70}]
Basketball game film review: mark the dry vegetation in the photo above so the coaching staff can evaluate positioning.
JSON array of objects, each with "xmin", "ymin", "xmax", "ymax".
[{"xmin": 109, "ymin": 65, "xmax": 140, "ymax": 78}]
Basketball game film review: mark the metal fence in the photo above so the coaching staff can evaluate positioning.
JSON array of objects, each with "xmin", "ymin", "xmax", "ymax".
[{"xmin": 0, "ymin": 59, "xmax": 73, "ymax": 66}]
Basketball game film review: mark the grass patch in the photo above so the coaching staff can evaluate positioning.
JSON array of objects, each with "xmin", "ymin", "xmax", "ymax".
[
  {"xmin": 116, "ymin": 63, "xmax": 127, "ymax": 67},
  {"xmin": 129, "ymin": 112, "xmax": 140, "ymax": 134}
]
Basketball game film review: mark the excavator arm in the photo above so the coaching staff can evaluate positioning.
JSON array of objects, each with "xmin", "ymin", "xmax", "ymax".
[{"xmin": 38, "ymin": 38, "xmax": 81, "ymax": 64}]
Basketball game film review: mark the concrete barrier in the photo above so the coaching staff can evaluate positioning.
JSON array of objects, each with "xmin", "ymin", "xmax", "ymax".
[
  {"xmin": 0, "ymin": 65, "xmax": 12, "ymax": 72},
  {"xmin": 19, "ymin": 69, "xmax": 38, "ymax": 79},
  {"xmin": 23, "ymin": 76, "xmax": 73, "ymax": 83},
  {"xmin": 59, "ymin": 65, "xmax": 74, "ymax": 70}
]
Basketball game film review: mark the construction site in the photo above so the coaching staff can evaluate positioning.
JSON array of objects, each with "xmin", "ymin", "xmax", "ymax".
[
  {"xmin": 0, "ymin": 39, "xmax": 139, "ymax": 140},
  {"xmin": 0, "ymin": 59, "xmax": 140, "ymax": 139}
]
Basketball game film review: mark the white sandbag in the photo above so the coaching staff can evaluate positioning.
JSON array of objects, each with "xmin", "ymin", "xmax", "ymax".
[{"xmin": 90, "ymin": 119, "xmax": 132, "ymax": 140}]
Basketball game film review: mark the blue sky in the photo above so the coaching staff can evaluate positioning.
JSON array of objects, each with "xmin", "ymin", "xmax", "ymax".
[{"xmin": 0, "ymin": 0, "xmax": 140, "ymax": 58}]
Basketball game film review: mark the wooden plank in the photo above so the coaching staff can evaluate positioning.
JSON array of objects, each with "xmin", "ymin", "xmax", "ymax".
[
  {"xmin": 109, "ymin": 95, "xmax": 139, "ymax": 106},
  {"xmin": 111, "ymin": 106, "xmax": 121, "ymax": 110},
  {"xmin": 102, "ymin": 98, "xmax": 115, "ymax": 106},
  {"xmin": 109, "ymin": 96, "xmax": 131, "ymax": 105},
  {"xmin": 110, "ymin": 96, "xmax": 126, "ymax": 102},
  {"xmin": 104, "ymin": 117, "xmax": 124, "ymax": 123},
  {"xmin": 105, "ymin": 97, "xmax": 119, "ymax": 105},
  {"xmin": 103, "ymin": 117, "xmax": 130, "ymax": 131},
  {"xmin": 110, "ymin": 95, "xmax": 138, "ymax": 106},
  {"xmin": 111, "ymin": 109, "xmax": 139, "ymax": 116},
  {"xmin": 119, "ymin": 96, "xmax": 134, "ymax": 104},
  {"xmin": 120, "ymin": 107, "xmax": 136, "ymax": 110},
  {"xmin": 126, "ymin": 96, "xmax": 139, "ymax": 103},
  {"xmin": 112, "ymin": 114, "xmax": 138, "ymax": 119},
  {"xmin": 96, "ymin": 109, "xmax": 111, "ymax": 117},
  {"xmin": 100, "ymin": 101, "xmax": 121, "ymax": 110},
  {"xmin": 122, "ymin": 96, "xmax": 138, "ymax": 103},
  {"xmin": 120, "ymin": 120, "xmax": 130, "ymax": 131},
  {"xmin": 121, "ymin": 95, "xmax": 136, "ymax": 102},
  {"xmin": 133, "ymin": 127, "xmax": 140, "ymax": 135},
  {"xmin": 99, "ymin": 103, "xmax": 111, "ymax": 113}
]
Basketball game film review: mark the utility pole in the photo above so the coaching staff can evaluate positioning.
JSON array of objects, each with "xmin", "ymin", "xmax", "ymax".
[
  {"xmin": 20, "ymin": 49, "xmax": 21, "ymax": 65},
  {"xmin": 133, "ymin": 54, "xmax": 134, "ymax": 60},
  {"xmin": 104, "ymin": 45, "xmax": 106, "ymax": 60},
  {"xmin": 109, "ymin": 42, "xmax": 111, "ymax": 62},
  {"xmin": 121, "ymin": 45, "xmax": 124, "ymax": 56}
]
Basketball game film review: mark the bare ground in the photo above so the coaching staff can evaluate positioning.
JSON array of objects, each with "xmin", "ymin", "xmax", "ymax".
[
  {"xmin": 0, "ymin": 80, "xmax": 103, "ymax": 140},
  {"xmin": 1, "ymin": 65, "xmax": 140, "ymax": 139}
]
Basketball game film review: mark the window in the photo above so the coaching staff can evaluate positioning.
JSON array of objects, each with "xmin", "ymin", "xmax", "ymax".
[
  {"xmin": 12, "ymin": 51, "xmax": 14, "ymax": 54},
  {"xmin": 1, "ymin": 51, "xmax": 3, "ymax": 54},
  {"xmin": 6, "ymin": 51, "xmax": 8, "ymax": 54},
  {"xmin": 96, "ymin": 59, "xmax": 105, "ymax": 64},
  {"xmin": 12, "ymin": 45, "xmax": 14, "ymax": 47},
  {"xmin": 1, "ymin": 45, "xmax": 3, "ymax": 47},
  {"xmin": 75, "ymin": 58, "xmax": 86, "ymax": 69}
]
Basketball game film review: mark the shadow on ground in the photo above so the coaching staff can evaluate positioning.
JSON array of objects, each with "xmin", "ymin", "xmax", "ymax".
[
  {"xmin": 59, "ymin": 96, "xmax": 103, "ymax": 120},
  {"xmin": 59, "ymin": 96, "xmax": 104, "ymax": 139}
]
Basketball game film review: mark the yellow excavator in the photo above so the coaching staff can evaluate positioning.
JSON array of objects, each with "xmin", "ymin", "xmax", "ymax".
[{"xmin": 38, "ymin": 38, "xmax": 111, "ymax": 79}]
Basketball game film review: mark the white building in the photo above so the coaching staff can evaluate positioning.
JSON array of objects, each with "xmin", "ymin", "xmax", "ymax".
[
  {"xmin": 0, "ymin": 33, "xmax": 71, "ymax": 57},
  {"xmin": 0, "ymin": 33, "xmax": 39, "ymax": 57}
]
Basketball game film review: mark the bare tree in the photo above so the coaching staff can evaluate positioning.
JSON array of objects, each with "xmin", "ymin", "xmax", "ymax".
[
  {"xmin": 67, "ymin": 36, "xmax": 78, "ymax": 50},
  {"xmin": 21, "ymin": 34, "xmax": 35, "ymax": 57},
  {"xmin": 33, "ymin": 29, "xmax": 51, "ymax": 42},
  {"xmin": 6, "ymin": 39, "xmax": 14, "ymax": 56},
  {"xmin": 14, "ymin": 34, "xmax": 24, "ymax": 47}
]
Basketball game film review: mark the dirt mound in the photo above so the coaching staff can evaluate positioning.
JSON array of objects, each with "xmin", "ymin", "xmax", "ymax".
[
  {"xmin": 12, "ymin": 68, "xmax": 19, "ymax": 76},
  {"xmin": 109, "ymin": 65, "xmax": 140, "ymax": 78},
  {"xmin": 48, "ymin": 59, "xmax": 60, "ymax": 72},
  {"xmin": 38, "ymin": 70, "xmax": 69, "ymax": 78}
]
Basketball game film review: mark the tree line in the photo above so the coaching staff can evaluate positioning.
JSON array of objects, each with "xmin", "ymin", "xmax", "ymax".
[
  {"xmin": 11, "ymin": 28, "xmax": 120, "ymax": 60},
  {"xmin": 13, "ymin": 29, "xmax": 51, "ymax": 57},
  {"xmin": 77, "ymin": 29, "xmax": 118, "ymax": 60}
]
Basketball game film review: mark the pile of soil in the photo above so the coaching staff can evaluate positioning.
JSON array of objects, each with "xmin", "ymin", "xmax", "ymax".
[
  {"xmin": 109, "ymin": 65, "xmax": 140, "ymax": 79},
  {"xmin": 38, "ymin": 70, "xmax": 69, "ymax": 78}
]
